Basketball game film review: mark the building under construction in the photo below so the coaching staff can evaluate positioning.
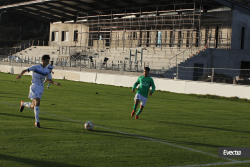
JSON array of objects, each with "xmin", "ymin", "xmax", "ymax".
[
  {"xmin": 48, "ymin": 0, "xmax": 234, "ymax": 50},
  {"xmin": 1, "ymin": 0, "xmax": 250, "ymax": 80}
]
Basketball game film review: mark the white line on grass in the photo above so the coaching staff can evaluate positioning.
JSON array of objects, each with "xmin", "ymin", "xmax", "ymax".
[
  {"xmin": 167, "ymin": 160, "xmax": 250, "ymax": 167},
  {"xmin": 2, "ymin": 101, "xmax": 250, "ymax": 166}
]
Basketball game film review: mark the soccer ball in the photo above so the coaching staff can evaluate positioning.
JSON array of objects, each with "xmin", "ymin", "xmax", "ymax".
[{"xmin": 84, "ymin": 121, "xmax": 94, "ymax": 130}]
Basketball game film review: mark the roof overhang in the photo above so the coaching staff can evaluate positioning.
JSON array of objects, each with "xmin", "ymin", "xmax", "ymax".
[{"xmin": 0, "ymin": 0, "xmax": 249, "ymax": 23}]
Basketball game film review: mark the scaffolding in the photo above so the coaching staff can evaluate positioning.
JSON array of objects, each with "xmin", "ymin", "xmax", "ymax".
[{"xmin": 75, "ymin": 0, "xmax": 232, "ymax": 51}]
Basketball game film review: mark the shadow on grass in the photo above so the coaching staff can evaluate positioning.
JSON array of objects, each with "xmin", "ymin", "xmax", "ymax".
[
  {"xmin": 88, "ymin": 129, "xmax": 227, "ymax": 149},
  {"xmin": 0, "ymin": 96, "xmax": 22, "ymax": 99},
  {"xmin": 0, "ymin": 154, "xmax": 81, "ymax": 167},
  {"xmin": 0, "ymin": 113, "xmax": 77, "ymax": 124},
  {"xmin": 0, "ymin": 91, "xmax": 26, "ymax": 96},
  {"xmin": 144, "ymin": 119, "xmax": 250, "ymax": 134}
]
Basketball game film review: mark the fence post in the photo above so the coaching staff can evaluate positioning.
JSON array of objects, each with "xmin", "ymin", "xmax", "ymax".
[
  {"xmin": 70, "ymin": 56, "xmax": 71, "ymax": 67},
  {"xmin": 176, "ymin": 65, "xmax": 179, "ymax": 79},
  {"xmin": 80, "ymin": 57, "xmax": 81, "ymax": 71},
  {"xmin": 137, "ymin": 61, "xmax": 138, "ymax": 72},
  {"xmin": 211, "ymin": 68, "xmax": 214, "ymax": 82}
]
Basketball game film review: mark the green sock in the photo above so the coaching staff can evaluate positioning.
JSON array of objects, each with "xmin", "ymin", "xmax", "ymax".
[
  {"xmin": 136, "ymin": 108, "xmax": 142, "ymax": 115},
  {"xmin": 133, "ymin": 103, "xmax": 137, "ymax": 111}
]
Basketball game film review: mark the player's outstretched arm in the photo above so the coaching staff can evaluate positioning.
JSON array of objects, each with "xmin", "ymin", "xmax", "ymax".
[
  {"xmin": 46, "ymin": 79, "xmax": 62, "ymax": 87},
  {"xmin": 16, "ymin": 70, "xmax": 27, "ymax": 79}
]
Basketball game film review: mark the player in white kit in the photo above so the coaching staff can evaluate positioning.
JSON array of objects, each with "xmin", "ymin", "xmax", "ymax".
[
  {"xmin": 16, "ymin": 55, "xmax": 62, "ymax": 128},
  {"xmin": 45, "ymin": 64, "xmax": 54, "ymax": 89}
]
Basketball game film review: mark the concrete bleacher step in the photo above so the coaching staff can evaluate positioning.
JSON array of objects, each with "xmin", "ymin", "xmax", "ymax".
[{"xmin": 15, "ymin": 46, "xmax": 66, "ymax": 59}]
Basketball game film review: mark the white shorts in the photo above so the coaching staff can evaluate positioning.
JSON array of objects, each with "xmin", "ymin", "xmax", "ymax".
[
  {"xmin": 134, "ymin": 93, "xmax": 147, "ymax": 106},
  {"xmin": 28, "ymin": 85, "xmax": 44, "ymax": 100}
]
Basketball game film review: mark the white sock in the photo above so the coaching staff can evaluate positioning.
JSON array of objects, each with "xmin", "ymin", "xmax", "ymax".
[
  {"xmin": 34, "ymin": 106, "xmax": 40, "ymax": 123},
  {"xmin": 23, "ymin": 102, "xmax": 32, "ymax": 108}
]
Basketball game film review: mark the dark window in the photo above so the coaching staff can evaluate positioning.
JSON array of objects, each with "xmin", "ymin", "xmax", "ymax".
[
  {"xmin": 178, "ymin": 31, "xmax": 181, "ymax": 47},
  {"xmin": 215, "ymin": 27, "xmax": 219, "ymax": 48},
  {"xmin": 241, "ymin": 27, "xmax": 245, "ymax": 50},
  {"xmin": 170, "ymin": 31, "xmax": 173, "ymax": 47},
  {"xmin": 61, "ymin": 31, "xmax": 65, "ymax": 41},
  {"xmin": 195, "ymin": 27, "xmax": 199, "ymax": 47},
  {"xmin": 193, "ymin": 63, "xmax": 203, "ymax": 81},
  {"xmin": 240, "ymin": 61, "xmax": 250, "ymax": 78},
  {"xmin": 146, "ymin": 31, "xmax": 150, "ymax": 47},
  {"xmin": 133, "ymin": 32, "xmax": 137, "ymax": 40},
  {"xmin": 205, "ymin": 27, "xmax": 209, "ymax": 45},
  {"xmin": 74, "ymin": 30, "xmax": 78, "ymax": 41},
  {"xmin": 186, "ymin": 31, "xmax": 190, "ymax": 47},
  {"xmin": 51, "ymin": 31, "xmax": 55, "ymax": 41}
]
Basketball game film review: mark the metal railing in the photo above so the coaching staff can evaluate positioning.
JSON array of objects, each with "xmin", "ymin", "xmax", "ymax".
[
  {"xmin": 162, "ymin": 66, "xmax": 250, "ymax": 85},
  {"xmin": 0, "ymin": 56, "xmax": 148, "ymax": 73}
]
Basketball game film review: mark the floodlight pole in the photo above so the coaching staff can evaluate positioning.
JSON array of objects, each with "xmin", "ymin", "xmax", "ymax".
[
  {"xmin": 0, "ymin": 11, "xmax": 7, "ymax": 38},
  {"xmin": 0, "ymin": 11, "xmax": 7, "ymax": 29}
]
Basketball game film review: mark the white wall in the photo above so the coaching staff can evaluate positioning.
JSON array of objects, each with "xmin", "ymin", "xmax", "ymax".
[
  {"xmin": 50, "ymin": 23, "xmax": 89, "ymax": 46},
  {"xmin": 1, "ymin": 65, "xmax": 250, "ymax": 99}
]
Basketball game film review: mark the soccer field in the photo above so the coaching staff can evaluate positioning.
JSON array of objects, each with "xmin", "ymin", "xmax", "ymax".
[{"xmin": 1, "ymin": 72, "xmax": 250, "ymax": 167}]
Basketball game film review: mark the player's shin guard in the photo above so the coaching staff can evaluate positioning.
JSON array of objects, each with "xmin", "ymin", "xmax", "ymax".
[
  {"xmin": 136, "ymin": 108, "xmax": 142, "ymax": 115},
  {"xmin": 23, "ymin": 102, "xmax": 32, "ymax": 108},
  {"xmin": 34, "ymin": 106, "xmax": 40, "ymax": 123}
]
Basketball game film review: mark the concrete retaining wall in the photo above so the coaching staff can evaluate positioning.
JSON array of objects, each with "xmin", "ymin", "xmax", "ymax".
[{"xmin": 1, "ymin": 64, "xmax": 250, "ymax": 99}]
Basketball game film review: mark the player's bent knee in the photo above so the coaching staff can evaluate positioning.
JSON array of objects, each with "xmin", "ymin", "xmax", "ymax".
[{"xmin": 34, "ymin": 98, "xmax": 41, "ymax": 106}]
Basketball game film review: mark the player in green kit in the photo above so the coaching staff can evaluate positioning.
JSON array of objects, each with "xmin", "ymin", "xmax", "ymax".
[{"xmin": 131, "ymin": 67, "xmax": 155, "ymax": 119}]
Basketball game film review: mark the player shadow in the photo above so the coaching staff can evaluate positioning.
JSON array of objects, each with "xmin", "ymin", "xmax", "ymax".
[
  {"xmin": 39, "ymin": 126, "xmax": 85, "ymax": 133},
  {"xmin": 97, "ymin": 124, "xmax": 144, "ymax": 131},
  {"xmin": 0, "ymin": 154, "xmax": 81, "ymax": 167},
  {"xmin": 0, "ymin": 113, "xmax": 74, "ymax": 124},
  {"xmin": 0, "ymin": 95, "xmax": 20, "ymax": 99},
  {"xmin": 0, "ymin": 91, "xmax": 26, "ymax": 96},
  {"xmin": 89, "ymin": 129, "xmax": 227, "ymax": 148},
  {"xmin": 143, "ymin": 119, "xmax": 250, "ymax": 135}
]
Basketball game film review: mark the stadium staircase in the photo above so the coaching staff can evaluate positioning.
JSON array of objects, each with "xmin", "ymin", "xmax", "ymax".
[{"xmin": 162, "ymin": 46, "xmax": 210, "ymax": 80}]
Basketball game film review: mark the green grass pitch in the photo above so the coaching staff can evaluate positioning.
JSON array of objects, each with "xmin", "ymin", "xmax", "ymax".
[{"xmin": 0, "ymin": 72, "xmax": 250, "ymax": 167}]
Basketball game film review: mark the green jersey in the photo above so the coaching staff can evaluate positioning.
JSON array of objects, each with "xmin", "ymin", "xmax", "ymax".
[{"xmin": 132, "ymin": 76, "xmax": 155, "ymax": 98}]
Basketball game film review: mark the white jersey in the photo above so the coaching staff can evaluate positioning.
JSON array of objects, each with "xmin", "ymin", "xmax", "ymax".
[{"xmin": 27, "ymin": 64, "xmax": 52, "ymax": 87}]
